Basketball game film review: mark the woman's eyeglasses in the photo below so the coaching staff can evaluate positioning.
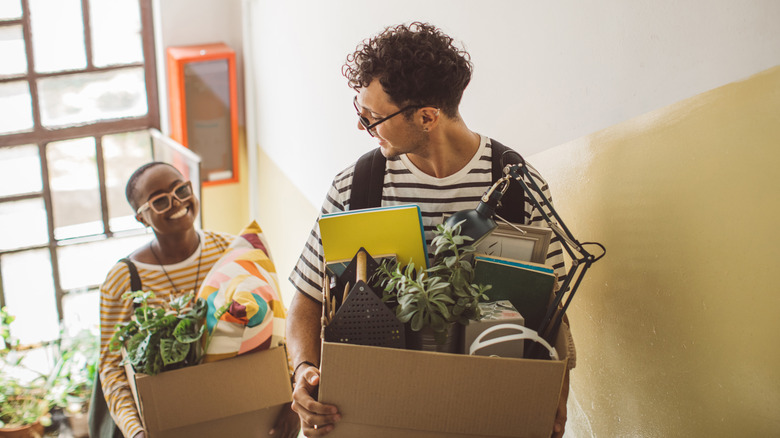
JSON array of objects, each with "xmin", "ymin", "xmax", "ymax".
[
  {"xmin": 353, "ymin": 96, "xmax": 425, "ymax": 137},
  {"xmin": 136, "ymin": 181, "xmax": 193, "ymax": 214}
]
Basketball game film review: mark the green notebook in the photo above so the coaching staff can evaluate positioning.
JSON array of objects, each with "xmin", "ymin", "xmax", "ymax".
[{"xmin": 472, "ymin": 254, "xmax": 557, "ymax": 332}]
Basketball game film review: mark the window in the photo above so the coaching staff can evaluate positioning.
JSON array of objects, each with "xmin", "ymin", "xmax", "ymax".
[{"xmin": 0, "ymin": 0, "xmax": 159, "ymax": 346}]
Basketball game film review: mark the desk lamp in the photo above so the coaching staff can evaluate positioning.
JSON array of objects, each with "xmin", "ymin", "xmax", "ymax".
[{"xmin": 444, "ymin": 151, "xmax": 606, "ymax": 359}]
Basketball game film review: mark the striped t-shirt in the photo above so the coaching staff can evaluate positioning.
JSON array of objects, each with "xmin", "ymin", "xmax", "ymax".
[
  {"xmin": 98, "ymin": 229, "xmax": 233, "ymax": 438},
  {"xmin": 289, "ymin": 135, "xmax": 567, "ymax": 302}
]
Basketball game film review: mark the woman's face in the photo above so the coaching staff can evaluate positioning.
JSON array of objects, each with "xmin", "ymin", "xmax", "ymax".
[{"xmin": 133, "ymin": 164, "xmax": 199, "ymax": 235}]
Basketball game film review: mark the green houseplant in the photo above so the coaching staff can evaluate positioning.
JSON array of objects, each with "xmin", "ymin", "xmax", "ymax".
[
  {"xmin": 0, "ymin": 307, "xmax": 53, "ymax": 435},
  {"xmin": 374, "ymin": 220, "xmax": 491, "ymax": 347},
  {"xmin": 46, "ymin": 329, "xmax": 99, "ymax": 438},
  {"xmin": 108, "ymin": 291, "xmax": 209, "ymax": 376}
]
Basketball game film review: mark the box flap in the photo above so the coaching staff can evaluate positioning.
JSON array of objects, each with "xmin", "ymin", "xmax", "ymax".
[
  {"xmin": 131, "ymin": 346, "xmax": 291, "ymax": 434},
  {"xmin": 320, "ymin": 331, "xmax": 568, "ymax": 438}
]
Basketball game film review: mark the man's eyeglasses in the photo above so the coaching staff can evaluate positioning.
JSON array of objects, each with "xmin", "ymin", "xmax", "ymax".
[
  {"xmin": 353, "ymin": 96, "xmax": 425, "ymax": 137},
  {"xmin": 136, "ymin": 181, "xmax": 193, "ymax": 214}
]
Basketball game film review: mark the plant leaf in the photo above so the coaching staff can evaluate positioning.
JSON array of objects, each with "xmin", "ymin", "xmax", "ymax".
[
  {"xmin": 173, "ymin": 319, "xmax": 204, "ymax": 344},
  {"xmin": 160, "ymin": 338, "xmax": 189, "ymax": 365}
]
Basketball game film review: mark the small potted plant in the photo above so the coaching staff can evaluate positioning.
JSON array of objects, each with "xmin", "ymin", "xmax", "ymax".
[
  {"xmin": 374, "ymin": 220, "xmax": 491, "ymax": 351},
  {"xmin": 0, "ymin": 307, "xmax": 53, "ymax": 437},
  {"xmin": 47, "ymin": 329, "xmax": 99, "ymax": 438},
  {"xmin": 109, "ymin": 291, "xmax": 208, "ymax": 375}
]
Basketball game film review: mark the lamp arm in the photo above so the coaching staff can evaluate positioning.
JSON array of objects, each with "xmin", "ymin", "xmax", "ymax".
[
  {"xmin": 502, "ymin": 162, "xmax": 604, "ymax": 358},
  {"xmin": 504, "ymin": 164, "xmax": 587, "ymax": 256}
]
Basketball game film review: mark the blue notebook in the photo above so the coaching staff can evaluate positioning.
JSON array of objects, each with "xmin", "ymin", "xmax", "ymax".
[{"xmin": 472, "ymin": 255, "xmax": 556, "ymax": 332}]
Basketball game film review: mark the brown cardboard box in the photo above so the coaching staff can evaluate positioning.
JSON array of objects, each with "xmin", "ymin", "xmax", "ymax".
[
  {"xmin": 125, "ymin": 346, "xmax": 292, "ymax": 438},
  {"xmin": 319, "ymin": 324, "xmax": 570, "ymax": 438}
]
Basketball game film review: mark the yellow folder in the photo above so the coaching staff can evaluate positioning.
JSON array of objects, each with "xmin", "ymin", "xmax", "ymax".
[{"xmin": 319, "ymin": 204, "xmax": 429, "ymax": 269}]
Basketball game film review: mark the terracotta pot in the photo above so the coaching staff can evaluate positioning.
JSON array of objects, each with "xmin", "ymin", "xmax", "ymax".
[
  {"xmin": 67, "ymin": 411, "xmax": 89, "ymax": 438},
  {"xmin": 0, "ymin": 421, "xmax": 44, "ymax": 438}
]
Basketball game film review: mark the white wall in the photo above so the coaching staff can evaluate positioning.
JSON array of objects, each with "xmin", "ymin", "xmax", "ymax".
[
  {"xmin": 245, "ymin": 0, "xmax": 780, "ymax": 209},
  {"xmin": 152, "ymin": 0, "xmax": 244, "ymax": 135}
]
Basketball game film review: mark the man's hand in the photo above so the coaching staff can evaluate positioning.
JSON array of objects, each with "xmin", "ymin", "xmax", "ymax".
[
  {"xmin": 269, "ymin": 402, "xmax": 301, "ymax": 438},
  {"xmin": 291, "ymin": 364, "xmax": 341, "ymax": 436},
  {"xmin": 551, "ymin": 367, "xmax": 570, "ymax": 438},
  {"xmin": 551, "ymin": 394, "xmax": 567, "ymax": 438}
]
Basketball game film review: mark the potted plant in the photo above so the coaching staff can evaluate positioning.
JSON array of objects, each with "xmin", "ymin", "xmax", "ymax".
[
  {"xmin": 0, "ymin": 307, "xmax": 53, "ymax": 437},
  {"xmin": 374, "ymin": 220, "xmax": 491, "ymax": 351},
  {"xmin": 109, "ymin": 291, "xmax": 209, "ymax": 375},
  {"xmin": 47, "ymin": 329, "xmax": 99, "ymax": 438}
]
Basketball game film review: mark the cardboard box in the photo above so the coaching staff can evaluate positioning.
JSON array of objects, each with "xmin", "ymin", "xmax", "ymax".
[
  {"xmin": 462, "ymin": 300, "xmax": 526, "ymax": 358},
  {"xmin": 125, "ymin": 346, "xmax": 292, "ymax": 438},
  {"xmin": 319, "ymin": 324, "xmax": 570, "ymax": 438}
]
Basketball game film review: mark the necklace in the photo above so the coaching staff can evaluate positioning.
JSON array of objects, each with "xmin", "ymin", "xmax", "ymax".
[{"xmin": 149, "ymin": 234, "xmax": 203, "ymax": 295}]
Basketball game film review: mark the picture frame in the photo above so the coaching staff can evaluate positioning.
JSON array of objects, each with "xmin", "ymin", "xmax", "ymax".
[{"xmin": 473, "ymin": 221, "xmax": 553, "ymax": 264}]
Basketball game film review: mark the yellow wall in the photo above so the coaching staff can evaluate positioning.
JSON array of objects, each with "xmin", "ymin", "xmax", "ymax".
[
  {"xmin": 529, "ymin": 65, "xmax": 780, "ymax": 436},
  {"xmin": 200, "ymin": 129, "xmax": 250, "ymax": 235},
  {"xmin": 252, "ymin": 146, "xmax": 319, "ymax": 306}
]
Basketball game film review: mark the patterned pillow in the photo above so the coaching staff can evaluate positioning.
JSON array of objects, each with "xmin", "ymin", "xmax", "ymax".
[{"xmin": 197, "ymin": 221, "xmax": 286, "ymax": 363}]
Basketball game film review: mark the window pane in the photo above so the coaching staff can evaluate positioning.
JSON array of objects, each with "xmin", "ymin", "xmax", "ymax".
[
  {"xmin": 0, "ymin": 81, "xmax": 33, "ymax": 134},
  {"xmin": 103, "ymin": 131, "xmax": 153, "ymax": 232},
  {"xmin": 58, "ymin": 233, "xmax": 151, "ymax": 290},
  {"xmin": 46, "ymin": 137, "xmax": 102, "ymax": 239},
  {"xmin": 91, "ymin": 0, "xmax": 143, "ymax": 67},
  {"xmin": 1, "ymin": 249, "xmax": 59, "ymax": 345},
  {"xmin": 0, "ymin": 144, "xmax": 41, "ymax": 197},
  {"xmin": 62, "ymin": 289, "xmax": 100, "ymax": 339},
  {"xmin": 0, "ymin": 0, "xmax": 22, "ymax": 21},
  {"xmin": 0, "ymin": 198, "xmax": 48, "ymax": 251},
  {"xmin": 0, "ymin": 25, "xmax": 27, "ymax": 77},
  {"xmin": 38, "ymin": 67, "xmax": 148, "ymax": 128},
  {"xmin": 29, "ymin": 0, "xmax": 86, "ymax": 73}
]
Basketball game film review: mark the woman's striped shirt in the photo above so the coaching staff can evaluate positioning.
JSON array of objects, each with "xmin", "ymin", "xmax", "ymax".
[
  {"xmin": 289, "ymin": 135, "xmax": 567, "ymax": 302},
  {"xmin": 98, "ymin": 229, "xmax": 233, "ymax": 437}
]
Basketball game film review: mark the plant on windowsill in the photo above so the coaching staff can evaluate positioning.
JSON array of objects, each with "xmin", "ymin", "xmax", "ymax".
[
  {"xmin": 47, "ymin": 329, "xmax": 99, "ymax": 438},
  {"xmin": 0, "ymin": 307, "xmax": 53, "ymax": 435},
  {"xmin": 373, "ymin": 220, "xmax": 491, "ymax": 348}
]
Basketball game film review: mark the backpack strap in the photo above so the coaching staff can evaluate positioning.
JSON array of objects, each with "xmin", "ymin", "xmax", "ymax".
[
  {"xmin": 89, "ymin": 258, "xmax": 141, "ymax": 438},
  {"xmin": 350, "ymin": 148, "xmax": 387, "ymax": 210},
  {"xmin": 120, "ymin": 257, "xmax": 143, "ymax": 293},
  {"xmin": 490, "ymin": 139, "xmax": 526, "ymax": 224},
  {"xmin": 349, "ymin": 141, "xmax": 526, "ymax": 223}
]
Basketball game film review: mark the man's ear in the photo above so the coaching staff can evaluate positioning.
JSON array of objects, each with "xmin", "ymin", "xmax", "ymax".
[{"xmin": 419, "ymin": 107, "xmax": 440, "ymax": 131}]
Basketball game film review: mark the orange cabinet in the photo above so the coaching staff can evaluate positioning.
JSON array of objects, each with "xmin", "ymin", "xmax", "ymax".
[{"xmin": 167, "ymin": 43, "xmax": 239, "ymax": 185}]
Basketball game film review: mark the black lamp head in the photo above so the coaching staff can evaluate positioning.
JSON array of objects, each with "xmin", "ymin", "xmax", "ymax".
[{"xmin": 443, "ymin": 180, "xmax": 507, "ymax": 246}]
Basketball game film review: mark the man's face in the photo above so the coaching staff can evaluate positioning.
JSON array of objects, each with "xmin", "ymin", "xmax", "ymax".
[{"xmin": 354, "ymin": 80, "xmax": 427, "ymax": 158}]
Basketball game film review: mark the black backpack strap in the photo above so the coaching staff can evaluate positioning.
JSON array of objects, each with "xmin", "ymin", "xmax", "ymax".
[
  {"xmin": 490, "ymin": 139, "xmax": 526, "ymax": 224},
  {"xmin": 350, "ymin": 148, "xmax": 387, "ymax": 210},
  {"xmin": 120, "ymin": 257, "xmax": 142, "ymax": 292},
  {"xmin": 89, "ymin": 258, "xmax": 141, "ymax": 438},
  {"xmin": 350, "ymin": 142, "xmax": 525, "ymax": 222}
]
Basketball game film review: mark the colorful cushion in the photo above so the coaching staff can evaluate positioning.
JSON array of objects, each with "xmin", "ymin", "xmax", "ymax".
[{"xmin": 197, "ymin": 221, "xmax": 286, "ymax": 363}]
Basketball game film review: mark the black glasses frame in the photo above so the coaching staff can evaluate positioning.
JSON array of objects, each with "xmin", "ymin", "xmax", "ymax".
[{"xmin": 353, "ymin": 96, "xmax": 426, "ymax": 137}]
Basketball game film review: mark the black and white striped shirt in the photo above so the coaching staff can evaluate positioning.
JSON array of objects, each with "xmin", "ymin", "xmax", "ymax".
[{"xmin": 289, "ymin": 135, "xmax": 566, "ymax": 301}]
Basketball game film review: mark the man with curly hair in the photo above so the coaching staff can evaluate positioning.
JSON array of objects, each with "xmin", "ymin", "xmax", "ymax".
[{"xmin": 287, "ymin": 22, "xmax": 570, "ymax": 437}]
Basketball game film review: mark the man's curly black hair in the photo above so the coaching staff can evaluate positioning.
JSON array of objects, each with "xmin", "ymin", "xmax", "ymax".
[{"xmin": 343, "ymin": 22, "xmax": 473, "ymax": 118}]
